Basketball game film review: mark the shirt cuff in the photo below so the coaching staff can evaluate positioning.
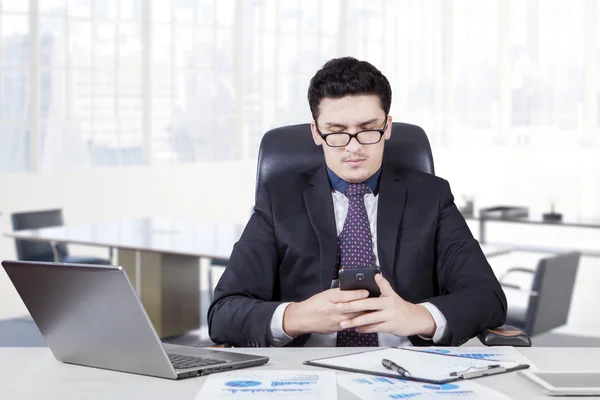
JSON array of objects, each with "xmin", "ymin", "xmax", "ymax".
[
  {"xmin": 267, "ymin": 302, "xmax": 295, "ymax": 347},
  {"xmin": 418, "ymin": 302, "xmax": 449, "ymax": 344}
]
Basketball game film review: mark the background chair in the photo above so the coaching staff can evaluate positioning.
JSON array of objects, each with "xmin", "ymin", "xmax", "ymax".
[
  {"xmin": 254, "ymin": 122, "xmax": 530, "ymax": 347},
  {"xmin": 11, "ymin": 209, "xmax": 111, "ymax": 265},
  {"xmin": 500, "ymin": 251, "xmax": 581, "ymax": 337}
]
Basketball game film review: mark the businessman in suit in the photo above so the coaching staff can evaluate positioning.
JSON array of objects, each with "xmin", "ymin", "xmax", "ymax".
[{"xmin": 208, "ymin": 57, "xmax": 507, "ymax": 347}]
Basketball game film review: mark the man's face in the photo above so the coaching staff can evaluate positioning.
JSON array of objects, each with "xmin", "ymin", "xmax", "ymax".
[{"xmin": 311, "ymin": 95, "xmax": 392, "ymax": 183}]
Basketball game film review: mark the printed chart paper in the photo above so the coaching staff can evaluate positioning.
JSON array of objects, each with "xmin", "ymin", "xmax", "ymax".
[
  {"xmin": 195, "ymin": 370, "xmax": 337, "ymax": 399},
  {"xmin": 411, "ymin": 346, "xmax": 536, "ymax": 369},
  {"xmin": 338, "ymin": 373, "xmax": 513, "ymax": 399}
]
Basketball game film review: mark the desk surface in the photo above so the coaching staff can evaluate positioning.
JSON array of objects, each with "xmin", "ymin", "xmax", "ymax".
[
  {"xmin": 1, "ymin": 347, "xmax": 599, "ymax": 399},
  {"xmin": 4, "ymin": 218, "xmax": 245, "ymax": 259}
]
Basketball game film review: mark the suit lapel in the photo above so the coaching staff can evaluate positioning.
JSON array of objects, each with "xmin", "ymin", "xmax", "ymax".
[
  {"xmin": 376, "ymin": 166, "xmax": 407, "ymax": 287},
  {"xmin": 303, "ymin": 165, "xmax": 338, "ymax": 292}
]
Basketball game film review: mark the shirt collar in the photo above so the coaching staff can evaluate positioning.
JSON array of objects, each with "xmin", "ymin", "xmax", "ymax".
[{"xmin": 326, "ymin": 166, "xmax": 382, "ymax": 196}]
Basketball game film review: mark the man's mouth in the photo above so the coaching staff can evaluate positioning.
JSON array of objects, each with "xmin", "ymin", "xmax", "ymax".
[{"xmin": 344, "ymin": 159, "xmax": 366, "ymax": 166}]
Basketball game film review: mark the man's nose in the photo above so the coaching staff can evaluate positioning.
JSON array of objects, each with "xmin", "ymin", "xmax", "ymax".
[{"xmin": 345, "ymin": 136, "xmax": 363, "ymax": 152}]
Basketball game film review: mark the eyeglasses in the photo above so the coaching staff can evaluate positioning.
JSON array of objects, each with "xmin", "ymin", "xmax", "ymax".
[{"xmin": 315, "ymin": 120, "xmax": 388, "ymax": 147}]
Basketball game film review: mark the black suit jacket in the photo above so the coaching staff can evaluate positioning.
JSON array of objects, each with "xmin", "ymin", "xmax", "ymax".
[{"xmin": 208, "ymin": 164, "xmax": 507, "ymax": 347}]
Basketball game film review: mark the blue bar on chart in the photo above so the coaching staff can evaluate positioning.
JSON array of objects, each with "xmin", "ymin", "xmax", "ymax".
[
  {"xmin": 271, "ymin": 381, "xmax": 314, "ymax": 386},
  {"xmin": 389, "ymin": 393, "xmax": 422, "ymax": 399}
]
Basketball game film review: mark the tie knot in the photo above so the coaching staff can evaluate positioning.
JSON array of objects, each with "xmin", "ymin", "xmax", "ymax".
[{"xmin": 345, "ymin": 183, "xmax": 371, "ymax": 200}]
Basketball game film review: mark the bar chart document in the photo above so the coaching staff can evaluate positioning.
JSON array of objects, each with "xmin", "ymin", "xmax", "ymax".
[
  {"xmin": 338, "ymin": 373, "xmax": 512, "ymax": 399},
  {"xmin": 411, "ymin": 346, "xmax": 536, "ymax": 368}
]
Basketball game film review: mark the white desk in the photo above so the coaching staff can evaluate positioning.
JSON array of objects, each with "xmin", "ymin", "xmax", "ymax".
[
  {"xmin": 1, "ymin": 347, "xmax": 599, "ymax": 399},
  {"xmin": 4, "ymin": 218, "xmax": 244, "ymax": 338}
]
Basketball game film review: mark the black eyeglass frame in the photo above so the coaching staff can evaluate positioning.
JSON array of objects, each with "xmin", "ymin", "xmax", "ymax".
[{"xmin": 314, "ymin": 119, "xmax": 389, "ymax": 147}]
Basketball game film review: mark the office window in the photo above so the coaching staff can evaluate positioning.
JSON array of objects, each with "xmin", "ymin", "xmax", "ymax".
[
  {"xmin": 371, "ymin": 0, "xmax": 445, "ymax": 146},
  {"xmin": 346, "ymin": 0, "xmax": 385, "ymax": 67},
  {"xmin": 451, "ymin": 0, "xmax": 499, "ymax": 146},
  {"xmin": 597, "ymin": 0, "xmax": 600, "ymax": 134},
  {"xmin": 0, "ymin": 8, "xmax": 30, "ymax": 172},
  {"xmin": 237, "ymin": 0, "xmax": 339, "ymax": 159},
  {"xmin": 149, "ymin": 0, "xmax": 231, "ymax": 164},
  {"xmin": 36, "ymin": 0, "xmax": 143, "ymax": 169},
  {"xmin": 510, "ymin": 0, "xmax": 585, "ymax": 147},
  {"xmin": 0, "ymin": 0, "xmax": 143, "ymax": 171},
  {"xmin": 1, "ymin": 0, "xmax": 599, "ymax": 173}
]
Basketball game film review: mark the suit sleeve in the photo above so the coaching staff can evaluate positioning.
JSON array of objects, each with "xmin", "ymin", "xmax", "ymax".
[
  {"xmin": 426, "ymin": 180, "xmax": 507, "ymax": 346},
  {"xmin": 207, "ymin": 183, "xmax": 282, "ymax": 347}
]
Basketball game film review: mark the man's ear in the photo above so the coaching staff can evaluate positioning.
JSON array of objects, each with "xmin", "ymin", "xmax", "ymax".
[
  {"xmin": 384, "ymin": 115, "xmax": 393, "ymax": 140},
  {"xmin": 310, "ymin": 121, "xmax": 323, "ymax": 146}
]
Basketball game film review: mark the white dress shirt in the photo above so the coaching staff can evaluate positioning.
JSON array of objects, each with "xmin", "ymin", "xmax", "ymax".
[{"xmin": 267, "ymin": 188, "xmax": 449, "ymax": 347}]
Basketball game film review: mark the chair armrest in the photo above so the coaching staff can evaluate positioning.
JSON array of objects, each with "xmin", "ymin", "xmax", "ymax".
[
  {"xmin": 501, "ymin": 282, "xmax": 539, "ymax": 297},
  {"xmin": 499, "ymin": 267, "xmax": 534, "ymax": 282},
  {"xmin": 50, "ymin": 240, "xmax": 61, "ymax": 262},
  {"xmin": 478, "ymin": 324, "xmax": 531, "ymax": 347},
  {"xmin": 500, "ymin": 282, "xmax": 521, "ymax": 290}
]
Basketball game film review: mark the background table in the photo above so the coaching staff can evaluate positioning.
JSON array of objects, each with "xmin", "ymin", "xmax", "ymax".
[
  {"xmin": 466, "ymin": 214, "xmax": 600, "ymax": 257},
  {"xmin": 4, "ymin": 218, "xmax": 508, "ymax": 338},
  {"xmin": 4, "ymin": 218, "xmax": 244, "ymax": 338}
]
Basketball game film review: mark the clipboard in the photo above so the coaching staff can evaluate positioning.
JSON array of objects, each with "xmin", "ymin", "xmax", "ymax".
[{"xmin": 304, "ymin": 347, "xmax": 530, "ymax": 384}]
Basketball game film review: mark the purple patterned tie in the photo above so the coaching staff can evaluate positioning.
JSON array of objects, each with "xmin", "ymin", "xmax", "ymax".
[{"xmin": 335, "ymin": 183, "xmax": 379, "ymax": 347}]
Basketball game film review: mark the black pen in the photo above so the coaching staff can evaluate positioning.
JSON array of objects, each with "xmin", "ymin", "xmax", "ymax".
[{"xmin": 382, "ymin": 358, "xmax": 411, "ymax": 377}]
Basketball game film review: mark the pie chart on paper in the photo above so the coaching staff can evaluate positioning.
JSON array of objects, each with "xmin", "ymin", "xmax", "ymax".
[{"xmin": 225, "ymin": 380, "xmax": 262, "ymax": 387}]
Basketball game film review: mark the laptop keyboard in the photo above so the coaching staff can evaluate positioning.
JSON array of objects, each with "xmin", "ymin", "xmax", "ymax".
[{"xmin": 168, "ymin": 353, "xmax": 226, "ymax": 370}]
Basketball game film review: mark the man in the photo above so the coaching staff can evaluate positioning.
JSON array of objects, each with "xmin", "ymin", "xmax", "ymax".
[{"xmin": 208, "ymin": 57, "xmax": 506, "ymax": 347}]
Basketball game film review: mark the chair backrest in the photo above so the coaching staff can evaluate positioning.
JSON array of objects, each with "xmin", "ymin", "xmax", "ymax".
[
  {"xmin": 255, "ymin": 122, "xmax": 434, "ymax": 203},
  {"xmin": 525, "ymin": 251, "xmax": 581, "ymax": 336},
  {"xmin": 11, "ymin": 209, "xmax": 69, "ymax": 262}
]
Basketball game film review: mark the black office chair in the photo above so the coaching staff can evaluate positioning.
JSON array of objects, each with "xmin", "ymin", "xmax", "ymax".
[
  {"xmin": 255, "ymin": 122, "xmax": 435, "ymax": 203},
  {"xmin": 500, "ymin": 251, "xmax": 581, "ymax": 337},
  {"xmin": 11, "ymin": 209, "xmax": 111, "ymax": 265},
  {"xmin": 255, "ymin": 122, "xmax": 530, "ymax": 347}
]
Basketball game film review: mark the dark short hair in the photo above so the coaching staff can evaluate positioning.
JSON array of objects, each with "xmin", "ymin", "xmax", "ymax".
[{"xmin": 307, "ymin": 57, "xmax": 392, "ymax": 121}]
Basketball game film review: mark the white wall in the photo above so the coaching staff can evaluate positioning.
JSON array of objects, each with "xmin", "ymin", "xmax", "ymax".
[
  {"xmin": 434, "ymin": 148, "xmax": 600, "ymax": 220},
  {"xmin": 1, "ymin": 149, "xmax": 600, "ymax": 320}
]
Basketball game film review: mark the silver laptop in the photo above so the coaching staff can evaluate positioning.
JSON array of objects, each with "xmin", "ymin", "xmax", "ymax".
[{"xmin": 1, "ymin": 260, "xmax": 269, "ymax": 379}]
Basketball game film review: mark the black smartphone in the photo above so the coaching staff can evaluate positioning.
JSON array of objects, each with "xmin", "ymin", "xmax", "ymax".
[{"xmin": 338, "ymin": 267, "xmax": 381, "ymax": 298}]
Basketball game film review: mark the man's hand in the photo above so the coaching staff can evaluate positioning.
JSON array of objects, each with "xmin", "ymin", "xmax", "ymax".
[
  {"xmin": 282, "ymin": 288, "xmax": 370, "ymax": 337},
  {"xmin": 337, "ymin": 274, "xmax": 436, "ymax": 338}
]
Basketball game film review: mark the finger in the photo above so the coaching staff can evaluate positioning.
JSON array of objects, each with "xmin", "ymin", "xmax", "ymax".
[
  {"xmin": 340, "ymin": 310, "xmax": 387, "ymax": 329},
  {"xmin": 375, "ymin": 273, "xmax": 396, "ymax": 297},
  {"xmin": 355, "ymin": 322, "xmax": 387, "ymax": 334},
  {"xmin": 336, "ymin": 297, "xmax": 383, "ymax": 313},
  {"xmin": 336, "ymin": 311, "xmax": 367, "ymax": 322},
  {"xmin": 329, "ymin": 288, "xmax": 369, "ymax": 303}
]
